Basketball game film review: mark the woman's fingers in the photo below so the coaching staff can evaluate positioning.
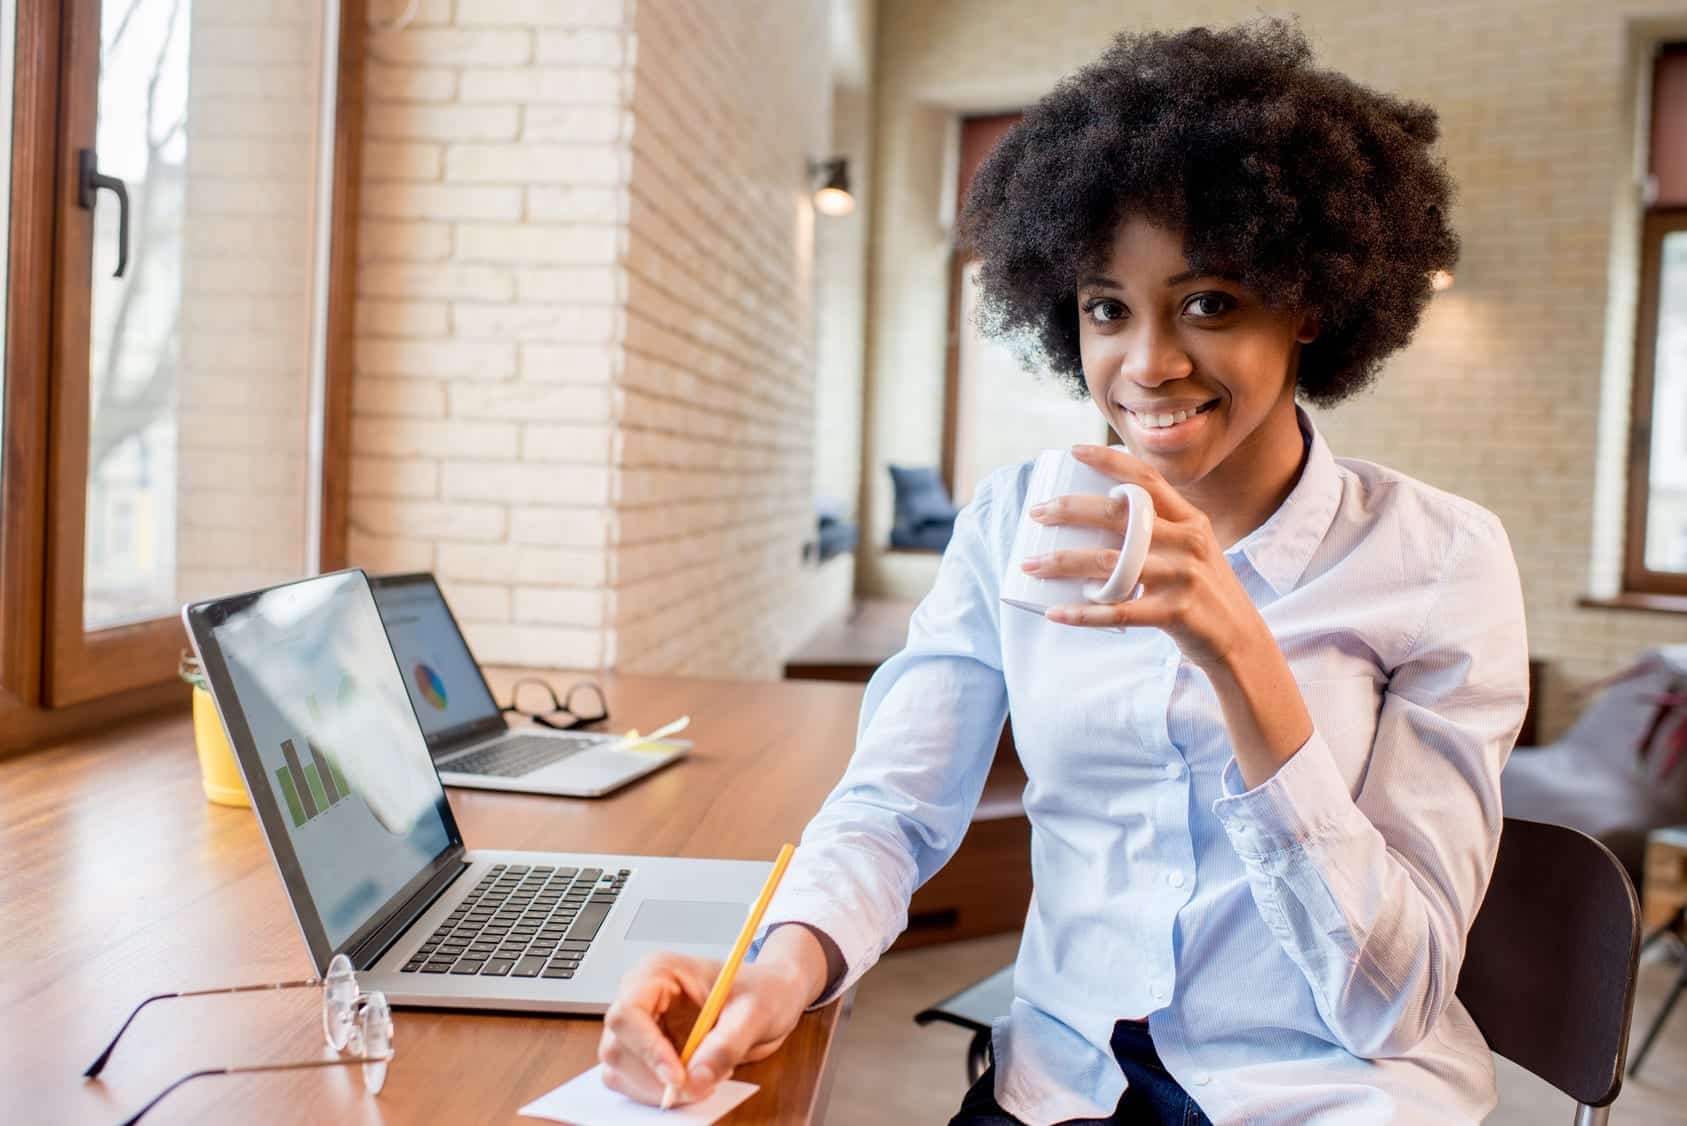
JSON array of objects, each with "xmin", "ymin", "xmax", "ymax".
[
  {"xmin": 683, "ymin": 995, "xmax": 776, "ymax": 1098},
  {"xmin": 598, "ymin": 954, "xmax": 721, "ymax": 1104},
  {"xmin": 601, "ymin": 1001, "xmax": 682, "ymax": 1101},
  {"xmin": 1070, "ymin": 444, "xmax": 1201, "ymax": 523},
  {"xmin": 1042, "ymin": 553, "xmax": 1199, "ymax": 625},
  {"xmin": 1046, "ymin": 588, "xmax": 1179, "ymax": 628},
  {"xmin": 1021, "ymin": 547, "xmax": 1120, "ymax": 580},
  {"xmin": 1024, "ymin": 520, "xmax": 1209, "ymax": 582},
  {"xmin": 1029, "ymin": 491, "xmax": 1133, "ymax": 532}
]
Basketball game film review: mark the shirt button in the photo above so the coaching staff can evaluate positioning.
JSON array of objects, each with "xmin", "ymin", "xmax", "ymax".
[
  {"xmin": 1164, "ymin": 761, "xmax": 1184, "ymax": 779},
  {"xmin": 1166, "ymin": 871, "xmax": 1186, "ymax": 889}
]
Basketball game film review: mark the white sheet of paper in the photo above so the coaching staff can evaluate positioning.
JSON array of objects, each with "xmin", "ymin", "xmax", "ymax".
[{"xmin": 518, "ymin": 1064, "xmax": 759, "ymax": 1126}]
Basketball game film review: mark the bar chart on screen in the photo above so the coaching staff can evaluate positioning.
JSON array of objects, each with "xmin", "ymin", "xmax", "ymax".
[{"xmin": 274, "ymin": 738, "xmax": 353, "ymax": 827}]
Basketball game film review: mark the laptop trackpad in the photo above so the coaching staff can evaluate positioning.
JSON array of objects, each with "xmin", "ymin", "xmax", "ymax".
[{"xmin": 624, "ymin": 899, "xmax": 748, "ymax": 945}]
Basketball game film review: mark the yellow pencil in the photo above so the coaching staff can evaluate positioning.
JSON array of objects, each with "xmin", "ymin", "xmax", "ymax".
[{"xmin": 660, "ymin": 842, "xmax": 796, "ymax": 1110}]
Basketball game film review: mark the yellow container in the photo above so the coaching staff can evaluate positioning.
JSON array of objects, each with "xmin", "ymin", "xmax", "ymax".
[
  {"xmin": 183, "ymin": 652, "xmax": 250, "ymax": 808},
  {"xmin": 192, "ymin": 686, "xmax": 249, "ymax": 807}
]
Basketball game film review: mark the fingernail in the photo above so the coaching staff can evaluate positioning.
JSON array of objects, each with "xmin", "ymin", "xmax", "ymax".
[
  {"xmin": 1021, "ymin": 557, "xmax": 1041, "ymax": 572},
  {"xmin": 691, "ymin": 1065, "xmax": 716, "ymax": 1087},
  {"xmin": 1028, "ymin": 502, "xmax": 1047, "ymax": 518},
  {"xmin": 1072, "ymin": 444, "xmax": 1098, "ymax": 458}
]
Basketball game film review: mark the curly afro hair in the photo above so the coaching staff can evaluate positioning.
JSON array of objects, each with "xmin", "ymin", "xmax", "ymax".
[{"xmin": 954, "ymin": 18, "xmax": 1459, "ymax": 407}]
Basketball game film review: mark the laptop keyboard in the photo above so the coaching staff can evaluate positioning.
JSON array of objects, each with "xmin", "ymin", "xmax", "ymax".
[
  {"xmin": 401, "ymin": 863, "xmax": 629, "ymax": 979},
  {"xmin": 441, "ymin": 733, "xmax": 597, "ymax": 778}
]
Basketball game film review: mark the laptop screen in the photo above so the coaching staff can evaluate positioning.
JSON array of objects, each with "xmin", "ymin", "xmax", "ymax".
[
  {"xmin": 194, "ymin": 571, "xmax": 458, "ymax": 955},
  {"xmin": 369, "ymin": 575, "xmax": 504, "ymax": 744}
]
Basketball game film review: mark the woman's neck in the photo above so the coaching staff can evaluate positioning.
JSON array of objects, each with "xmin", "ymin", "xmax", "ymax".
[{"xmin": 1180, "ymin": 399, "xmax": 1309, "ymax": 551}]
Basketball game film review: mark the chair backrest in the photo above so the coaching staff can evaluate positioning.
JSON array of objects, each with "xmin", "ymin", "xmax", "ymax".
[{"xmin": 1455, "ymin": 817, "xmax": 1643, "ymax": 1108}]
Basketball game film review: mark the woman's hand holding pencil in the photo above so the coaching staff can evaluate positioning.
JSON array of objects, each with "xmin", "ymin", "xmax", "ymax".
[{"xmin": 598, "ymin": 844, "xmax": 832, "ymax": 1108}]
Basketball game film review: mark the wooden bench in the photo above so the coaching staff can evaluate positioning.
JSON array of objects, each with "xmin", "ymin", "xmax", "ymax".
[{"xmin": 784, "ymin": 598, "xmax": 1033, "ymax": 952}]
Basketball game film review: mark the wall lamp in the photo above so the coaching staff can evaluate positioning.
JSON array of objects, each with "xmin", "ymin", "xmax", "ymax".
[{"xmin": 808, "ymin": 157, "xmax": 855, "ymax": 216}]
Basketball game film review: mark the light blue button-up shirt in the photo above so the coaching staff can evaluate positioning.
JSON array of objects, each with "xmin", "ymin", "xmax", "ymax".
[{"xmin": 751, "ymin": 408, "xmax": 1529, "ymax": 1125}]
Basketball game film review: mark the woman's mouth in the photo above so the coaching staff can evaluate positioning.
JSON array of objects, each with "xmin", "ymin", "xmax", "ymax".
[{"xmin": 1123, "ymin": 398, "xmax": 1220, "ymax": 449}]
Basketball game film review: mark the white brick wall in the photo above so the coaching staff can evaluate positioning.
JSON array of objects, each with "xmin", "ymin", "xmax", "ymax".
[
  {"xmin": 348, "ymin": 0, "xmax": 844, "ymax": 679},
  {"xmin": 864, "ymin": 0, "xmax": 1687, "ymax": 740}
]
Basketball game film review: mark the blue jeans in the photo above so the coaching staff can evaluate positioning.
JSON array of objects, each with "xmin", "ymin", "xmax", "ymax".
[{"xmin": 946, "ymin": 1020, "xmax": 1213, "ymax": 1126}]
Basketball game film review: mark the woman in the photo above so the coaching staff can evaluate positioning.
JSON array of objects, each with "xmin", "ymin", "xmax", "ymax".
[{"xmin": 597, "ymin": 19, "xmax": 1528, "ymax": 1125}]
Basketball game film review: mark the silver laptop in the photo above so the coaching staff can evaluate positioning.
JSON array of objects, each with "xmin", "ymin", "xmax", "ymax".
[
  {"xmin": 183, "ymin": 569, "xmax": 771, "ymax": 1014},
  {"xmin": 368, "ymin": 571, "xmax": 688, "ymax": 798}
]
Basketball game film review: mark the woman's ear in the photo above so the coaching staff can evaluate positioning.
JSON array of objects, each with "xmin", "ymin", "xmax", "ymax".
[{"xmin": 1295, "ymin": 312, "xmax": 1320, "ymax": 344}]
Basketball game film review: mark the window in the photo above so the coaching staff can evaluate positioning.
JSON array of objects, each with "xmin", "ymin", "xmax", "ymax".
[
  {"xmin": 0, "ymin": 0, "xmax": 362, "ymax": 734},
  {"xmin": 1626, "ymin": 43, "xmax": 1687, "ymax": 596},
  {"xmin": 41, "ymin": 0, "xmax": 344, "ymax": 704}
]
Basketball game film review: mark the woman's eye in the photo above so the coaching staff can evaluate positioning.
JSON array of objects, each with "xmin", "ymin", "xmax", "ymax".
[
  {"xmin": 1083, "ymin": 298, "xmax": 1125, "ymax": 324},
  {"xmin": 1185, "ymin": 293, "xmax": 1234, "ymax": 318}
]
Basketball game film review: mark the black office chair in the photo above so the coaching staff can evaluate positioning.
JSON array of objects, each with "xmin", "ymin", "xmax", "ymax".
[
  {"xmin": 916, "ymin": 818, "xmax": 1643, "ymax": 1125},
  {"xmin": 1456, "ymin": 818, "xmax": 1642, "ymax": 1125}
]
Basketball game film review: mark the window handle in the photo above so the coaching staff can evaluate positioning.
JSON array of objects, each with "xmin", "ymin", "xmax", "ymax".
[{"xmin": 77, "ymin": 148, "xmax": 130, "ymax": 279}]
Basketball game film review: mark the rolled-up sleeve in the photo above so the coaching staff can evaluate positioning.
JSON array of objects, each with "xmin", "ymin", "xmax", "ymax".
[
  {"xmin": 1212, "ymin": 511, "xmax": 1529, "ymax": 1057},
  {"xmin": 747, "ymin": 472, "xmax": 1018, "ymax": 1008}
]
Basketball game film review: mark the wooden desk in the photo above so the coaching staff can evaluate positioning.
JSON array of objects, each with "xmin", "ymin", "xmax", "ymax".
[
  {"xmin": 0, "ymin": 671, "xmax": 865, "ymax": 1125},
  {"xmin": 783, "ymin": 598, "xmax": 920, "ymax": 683}
]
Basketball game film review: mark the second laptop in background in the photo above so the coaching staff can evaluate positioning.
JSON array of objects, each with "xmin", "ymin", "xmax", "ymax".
[{"xmin": 369, "ymin": 572, "xmax": 689, "ymax": 798}]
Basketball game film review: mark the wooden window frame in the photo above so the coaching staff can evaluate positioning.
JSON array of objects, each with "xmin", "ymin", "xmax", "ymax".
[
  {"xmin": 0, "ymin": 0, "xmax": 364, "ymax": 746},
  {"xmin": 42, "ymin": 0, "xmax": 185, "ymax": 705},
  {"xmin": 940, "ymin": 113, "xmax": 1022, "ymax": 501},
  {"xmin": 0, "ymin": 0, "xmax": 59, "ymax": 712},
  {"xmin": 939, "ymin": 111, "xmax": 1118, "ymax": 513},
  {"xmin": 1622, "ymin": 207, "xmax": 1687, "ymax": 599}
]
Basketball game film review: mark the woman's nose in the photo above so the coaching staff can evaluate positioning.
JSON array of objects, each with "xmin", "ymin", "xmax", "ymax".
[{"xmin": 1119, "ymin": 322, "xmax": 1194, "ymax": 387}]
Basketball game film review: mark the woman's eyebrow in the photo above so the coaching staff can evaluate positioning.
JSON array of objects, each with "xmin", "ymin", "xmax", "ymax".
[{"xmin": 1078, "ymin": 269, "xmax": 1235, "ymax": 290}]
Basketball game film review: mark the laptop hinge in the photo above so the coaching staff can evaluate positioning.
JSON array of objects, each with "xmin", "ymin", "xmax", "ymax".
[{"xmin": 348, "ymin": 856, "xmax": 470, "ymax": 971}]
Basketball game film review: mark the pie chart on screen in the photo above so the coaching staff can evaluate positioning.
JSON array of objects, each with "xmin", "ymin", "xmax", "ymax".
[{"xmin": 414, "ymin": 663, "xmax": 448, "ymax": 710}]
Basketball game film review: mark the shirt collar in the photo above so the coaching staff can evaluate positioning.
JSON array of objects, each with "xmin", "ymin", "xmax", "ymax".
[{"xmin": 1223, "ymin": 405, "xmax": 1343, "ymax": 597}]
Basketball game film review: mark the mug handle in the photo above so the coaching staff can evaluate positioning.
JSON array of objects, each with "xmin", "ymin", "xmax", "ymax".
[{"xmin": 1083, "ymin": 483, "xmax": 1154, "ymax": 603}]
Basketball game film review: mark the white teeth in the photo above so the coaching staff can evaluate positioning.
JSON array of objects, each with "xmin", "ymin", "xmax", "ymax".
[{"xmin": 1130, "ymin": 401, "xmax": 1219, "ymax": 429}]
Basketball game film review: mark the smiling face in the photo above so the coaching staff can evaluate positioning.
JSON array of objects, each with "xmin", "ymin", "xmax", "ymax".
[{"xmin": 1077, "ymin": 218, "xmax": 1317, "ymax": 503}]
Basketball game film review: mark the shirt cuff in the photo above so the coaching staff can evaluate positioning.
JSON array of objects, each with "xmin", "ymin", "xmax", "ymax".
[
  {"xmin": 759, "ymin": 921, "xmax": 847, "ymax": 1009},
  {"xmin": 1211, "ymin": 730, "xmax": 1366, "ymax": 859},
  {"xmin": 747, "ymin": 890, "xmax": 876, "ymax": 1010}
]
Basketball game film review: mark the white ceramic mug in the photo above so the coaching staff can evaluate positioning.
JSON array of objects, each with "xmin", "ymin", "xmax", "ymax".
[{"xmin": 1001, "ymin": 448, "xmax": 1155, "ymax": 617}]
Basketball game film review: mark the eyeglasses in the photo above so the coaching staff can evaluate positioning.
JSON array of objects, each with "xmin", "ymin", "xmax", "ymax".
[
  {"xmin": 86, "ymin": 953, "xmax": 394, "ymax": 1125},
  {"xmin": 502, "ymin": 677, "xmax": 610, "ymax": 731}
]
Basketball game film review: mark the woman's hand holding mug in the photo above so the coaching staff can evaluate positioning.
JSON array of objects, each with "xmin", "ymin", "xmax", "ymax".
[
  {"xmin": 1001, "ymin": 447, "xmax": 1156, "ymax": 620},
  {"xmin": 1006, "ymin": 444, "xmax": 1270, "ymax": 672}
]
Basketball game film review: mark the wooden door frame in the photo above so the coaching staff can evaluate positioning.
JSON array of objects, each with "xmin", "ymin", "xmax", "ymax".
[
  {"xmin": 1622, "ymin": 207, "xmax": 1687, "ymax": 598},
  {"xmin": 939, "ymin": 249, "xmax": 967, "ymax": 499}
]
